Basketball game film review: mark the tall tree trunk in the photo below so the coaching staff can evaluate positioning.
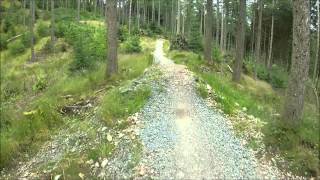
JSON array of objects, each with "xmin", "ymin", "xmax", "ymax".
[
  {"xmin": 267, "ymin": 0, "xmax": 275, "ymax": 69},
  {"xmin": 94, "ymin": 0, "xmax": 97, "ymax": 16},
  {"xmin": 204, "ymin": 0, "xmax": 213, "ymax": 62},
  {"xmin": 137, "ymin": 0, "xmax": 140, "ymax": 29},
  {"xmin": 51, "ymin": 0, "xmax": 55, "ymax": 53},
  {"xmin": 30, "ymin": 0, "xmax": 36, "ymax": 62},
  {"xmin": 232, "ymin": 0, "xmax": 246, "ymax": 83},
  {"xmin": 106, "ymin": 0, "xmax": 118, "ymax": 77},
  {"xmin": 152, "ymin": 0, "xmax": 155, "ymax": 23},
  {"xmin": 177, "ymin": 0, "xmax": 181, "ymax": 35},
  {"xmin": 216, "ymin": 0, "xmax": 220, "ymax": 46},
  {"xmin": 77, "ymin": 0, "xmax": 80, "ymax": 22},
  {"xmin": 129, "ymin": 0, "xmax": 132, "ymax": 35},
  {"xmin": 220, "ymin": 4, "xmax": 224, "ymax": 51},
  {"xmin": 313, "ymin": 0, "xmax": 320, "ymax": 83},
  {"xmin": 23, "ymin": 0, "xmax": 26, "ymax": 26},
  {"xmin": 251, "ymin": 0, "xmax": 256, "ymax": 55},
  {"xmin": 282, "ymin": 0, "xmax": 310, "ymax": 125},
  {"xmin": 254, "ymin": 0, "xmax": 263, "ymax": 78},
  {"xmin": 171, "ymin": 0, "xmax": 175, "ymax": 35},
  {"xmin": 158, "ymin": 0, "xmax": 161, "ymax": 26}
]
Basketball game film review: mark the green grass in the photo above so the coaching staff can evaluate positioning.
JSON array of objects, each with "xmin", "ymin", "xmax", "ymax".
[
  {"xmin": 0, "ymin": 31, "xmax": 155, "ymax": 170},
  {"xmin": 99, "ymin": 85, "xmax": 151, "ymax": 128},
  {"xmin": 168, "ymin": 49, "xmax": 319, "ymax": 177}
]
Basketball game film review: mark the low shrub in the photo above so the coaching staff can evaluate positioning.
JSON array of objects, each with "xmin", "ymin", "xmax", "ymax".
[
  {"xmin": 8, "ymin": 39, "xmax": 26, "ymax": 55},
  {"xmin": 123, "ymin": 36, "xmax": 142, "ymax": 53},
  {"xmin": 212, "ymin": 46, "xmax": 223, "ymax": 63},
  {"xmin": 119, "ymin": 25, "xmax": 129, "ymax": 42},
  {"xmin": 37, "ymin": 21, "xmax": 49, "ymax": 37},
  {"xmin": 0, "ymin": 33, "xmax": 8, "ymax": 50},
  {"xmin": 21, "ymin": 32, "xmax": 36, "ymax": 47},
  {"xmin": 56, "ymin": 22, "xmax": 106, "ymax": 71},
  {"xmin": 100, "ymin": 85, "xmax": 151, "ymax": 127}
]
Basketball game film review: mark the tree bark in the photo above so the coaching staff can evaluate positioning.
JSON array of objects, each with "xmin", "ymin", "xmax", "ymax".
[
  {"xmin": 129, "ymin": 0, "xmax": 132, "ymax": 35},
  {"xmin": 30, "ymin": 0, "xmax": 36, "ymax": 62},
  {"xmin": 251, "ymin": 0, "xmax": 256, "ymax": 55},
  {"xmin": 313, "ymin": 0, "xmax": 320, "ymax": 83},
  {"xmin": 158, "ymin": 0, "xmax": 161, "ymax": 27},
  {"xmin": 51, "ymin": 0, "xmax": 55, "ymax": 53},
  {"xmin": 77, "ymin": 0, "xmax": 80, "ymax": 22},
  {"xmin": 106, "ymin": 0, "xmax": 118, "ymax": 77},
  {"xmin": 152, "ymin": 0, "xmax": 155, "ymax": 23},
  {"xmin": 137, "ymin": 0, "xmax": 140, "ymax": 29},
  {"xmin": 220, "ymin": 3, "xmax": 224, "ymax": 51},
  {"xmin": 177, "ymin": 0, "xmax": 181, "ymax": 35},
  {"xmin": 232, "ymin": 0, "xmax": 246, "ymax": 83},
  {"xmin": 267, "ymin": 0, "xmax": 275, "ymax": 69},
  {"xmin": 216, "ymin": 0, "xmax": 220, "ymax": 46},
  {"xmin": 282, "ymin": 0, "xmax": 310, "ymax": 126},
  {"xmin": 204, "ymin": 0, "xmax": 213, "ymax": 62},
  {"xmin": 254, "ymin": 0, "xmax": 263, "ymax": 79}
]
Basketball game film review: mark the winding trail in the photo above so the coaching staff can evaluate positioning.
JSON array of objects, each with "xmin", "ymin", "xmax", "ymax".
[{"xmin": 137, "ymin": 40, "xmax": 277, "ymax": 179}]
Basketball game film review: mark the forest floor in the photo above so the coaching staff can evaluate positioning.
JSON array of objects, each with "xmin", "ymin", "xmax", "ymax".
[{"xmin": 2, "ymin": 39, "xmax": 302, "ymax": 179}]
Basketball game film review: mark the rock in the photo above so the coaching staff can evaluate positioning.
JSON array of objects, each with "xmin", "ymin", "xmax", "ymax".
[
  {"xmin": 101, "ymin": 158, "xmax": 108, "ymax": 168},
  {"xmin": 86, "ymin": 159, "xmax": 94, "ymax": 165},
  {"xmin": 95, "ymin": 162, "xmax": 100, "ymax": 168},
  {"xmin": 138, "ymin": 165, "xmax": 147, "ymax": 176},
  {"xmin": 78, "ymin": 172, "xmax": 85, "ymax": 179},
  {"xmin": 54, "ymin": 175, "xmax": 62, "ymax": 180},
  {"xmin": 242, "ymin": 107, "xmax": 247, "ymax": 112},
  {"xmin": 107, "ymin": 134, "xmax": 113, "ymax": 142}
]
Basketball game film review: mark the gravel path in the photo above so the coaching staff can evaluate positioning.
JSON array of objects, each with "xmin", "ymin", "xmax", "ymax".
[{"xmin": 137, "ymin": 40, "xmax": 278, "ymax": 179}]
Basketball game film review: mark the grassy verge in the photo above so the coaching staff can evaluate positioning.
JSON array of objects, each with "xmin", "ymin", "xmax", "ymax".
[
  {"xmin": 168, "ymin": 49, "xmax": 319, "ymax": 177},
  {"xmin": 0, "ymin": 21, "xmax": 155, "ymax": 171}
]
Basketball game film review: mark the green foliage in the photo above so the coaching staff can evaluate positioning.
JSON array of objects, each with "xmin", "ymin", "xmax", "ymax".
[
  {"xmin": 196, "ymin": 82, "xmax": 209, "ymax": 98},
  {"xmin": 244, "ymin": 60, "xmax": 288, "ymax": 88},
  {"xmin": 21, "ymin": 31, "xmax": 36, "ymax": 47},
  {"xmin": 100, "ymin": 85, "xmax": 151, "ymax": 127},
  {"xmin": 0, "ymin": 33, "xmax": 8, "ymax": 50},
  {"xmin": 56, "ymin": 21, "xmax": 106, "ymax": 71},
  {"xmin": 119, "ymin": 25, "xmax": 129, "ymax": 42},
  {"xmin": 8, "ymin": 39, "xmax": 26, "ymax": 55},
  {"xmin": 212, "ymin": 46, "xmax": 223, "ymax": 63},
  {"xmin": 36, "ymin": 21, "xmax": 49, "ymax": 37},
  {"xmin": 269, "ymin": 65, "xmax": 288, "ymax": 88},
  {"xmin": 88, "ymin": 143, "xmax": 115, "ymax": 161},
  {"xmin": 123, "ymin": 36, "xmax": 142, "ymax": 53},
  {"xmin": 32, "ymin": 75, "xmax": 47, "ymax": 92},
  {"xmin": 188, "ymin": 13, "xmax": 202, "ymax": 51}
]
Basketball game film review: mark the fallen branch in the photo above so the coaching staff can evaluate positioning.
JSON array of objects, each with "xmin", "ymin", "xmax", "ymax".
[
  {"xmin": 6, "ymin": 34, "xmax": 23, "ymax": 43},
  {"xmin": 227, "ymin": 65, "xmax": 233, "ymax": 73}
]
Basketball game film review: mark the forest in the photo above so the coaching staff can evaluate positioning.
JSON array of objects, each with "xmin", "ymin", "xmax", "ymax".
[{"xmin": 0, "ymin": 0, "xmax": 319, "ymax": 179}]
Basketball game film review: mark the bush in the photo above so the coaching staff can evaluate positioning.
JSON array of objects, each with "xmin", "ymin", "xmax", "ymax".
[
  {"xmin": 123, "ymin": 36, "xmax": 142, "ymax": 53},
  {"xmin": 212, "ymin": 46, "xmax": 223, "ymax": 63},
  {"xmin": 269, "ymin": 65, "xmax": 288, "ymax": 88},
  {"xmin": 244, "ymin": 61, "xmax": 288, "ymax": 88},
  {"xmin": 0, "ymin": 33, "xmax": 8, "ymax": 50},
  {"xmin": 8, "ymin": 40, "xmax": 26, "ymax": 55},
  {"xmin": 256, "ymin": 64, "xmax": 269, "ymax": 81},
  {"xmin": 118, "ymin": 25, "xmax": 129, "ymax": 42},
  {"xmin": 60, "ymin": 22, "xmax": 106, "ymax": 71},
  {"xmin": 21, "ymin": 32, "xmax": 36, "ymax": 47},
  {"xmin": 37, "ymin": 21, "xmax": 49, "ymax": 37}
]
